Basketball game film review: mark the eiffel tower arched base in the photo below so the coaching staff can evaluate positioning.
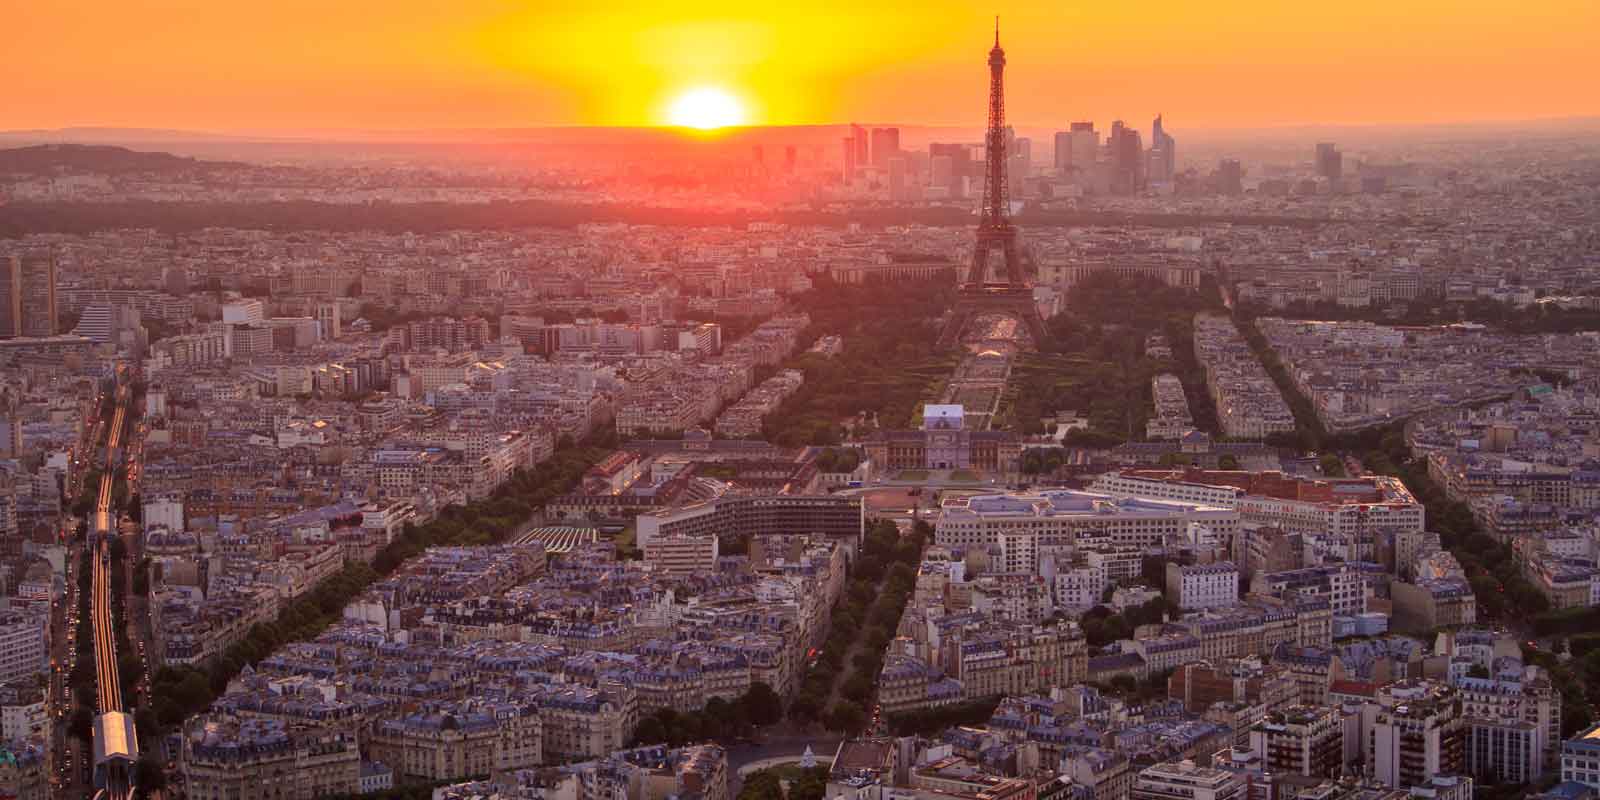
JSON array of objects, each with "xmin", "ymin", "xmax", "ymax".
[{"xmin": 938, "ymin": 285, "xmax": 1049, "ymax": 349}]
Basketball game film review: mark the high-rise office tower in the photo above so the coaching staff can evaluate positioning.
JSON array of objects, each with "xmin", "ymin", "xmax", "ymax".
[
  {"xmin": 1011, "ymin": 138, "xmax": 1032, "ymax": 186},
  {"xmin": 0, "ymin": 253, "xmax": 58, "ymax": 338},
  {"xmin": 1069, "ymin": 122, "xmax": 1098, "ymax": 173},
  {"xmin": 1011, "ymin": 136, "xmax": 1031, "ymax": 164},
  {"xmin": 870, "ymin": 127, "xmax": 900, "ymax": 167},
  {"xmin": 1053, "ymin": 131, "xmax": 1073, "ymax": 171},
  {"xmin": 315, "ymin": 302, "xmax": 342, "ymax": 340},
  {"xmin": 842, "ymin": 137, "xmax": 857, "ymax": 179},
  {"xmin": 1149, "ymin": 114, "xmax": 1177, "ymax": 184},
  {"xmin": 1218, "ymin": 159, "xmax": 1244, "ymax": 195},
  {"xmin": 1108, "ymin": 121, "xmax": 1144, "ymax": 194},
  {"xmin": 1009, "ymin": 152, "xmax": 1029, "ymax": 189},
  {"xmin": 930, "ymin": 155, "xmax": 955, "ymax": 188},
  {"xmin": 887, "ymin": 157, "xmax": 909, "ymax": 201},
  {"xmin": 930, "ymin": 143, "xmax": 972, "ymax": 180},
  {"xmin": 784, "ymin": 145, "xmax": 797, "ymax": 174},
  {"xmin": 1316, "ymin": 142, "xmax": 1343, "ymax": 180},
  {"xmin": 844, "ymin": 123, "xmax": 870, "ymax": 176},
  {"xmin": 0, "ymin": 258, "xmax": 18, "ymax": 339}
]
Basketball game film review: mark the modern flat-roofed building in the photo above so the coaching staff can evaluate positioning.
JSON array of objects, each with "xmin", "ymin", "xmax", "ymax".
[
  {"xmin": 645, "ymin": 533, "xmax": 720, "ymax": 575},
  {"xmin": 1561, "ymin": 723, "xmax": 1600, "ymax": 790},
  {"xmin": 1092, "ymin": 467, "xmax": 1423, "ymax": 564},
  {"xmin": 1131, "ymin": 759, "xmax": 1246, "ymax": 800},
  {"xmin": 935, "ymin": 490, "xmax": 1239, "ymax": 568},
  {"xmin": 221, "ymin": 299, "xmax": 266, "ymax": 326},
  {"xmin": 636, "ymin": 495, "xmax": 863, "ymax": 551}
]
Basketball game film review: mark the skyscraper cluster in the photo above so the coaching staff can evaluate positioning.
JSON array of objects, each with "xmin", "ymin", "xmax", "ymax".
[
  {"xmin": 843, "ymin": 124, "xmax": 903, "ymax": 177},
  {"xmin": 843, "ymin": 124, "xmax": 910, "ymax": 199},
  {"xmin": 1050, "ymin": 115, "xmax": 1176, "ymax": 196}
]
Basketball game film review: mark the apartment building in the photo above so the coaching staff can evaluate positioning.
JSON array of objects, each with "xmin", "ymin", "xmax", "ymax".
[
  {"xmin": 1390, "ymin": 579, "xmax": 1477, "ymax": 632},
  {"xmin": 181, "ymin": 716, "xmax": 361, "ymax": 800},
  {"xmin": 1368, "ymin": 681, "xmax": 1466, "ymax": 790},
  {"xmin": 1167, "ymin": 562, "xmax": 1240, "ymax": 611},
  {"xmin": 0, "ymin": 610, "xmax": 48, "ymax": 683},
  {"xmin": 1458, "ymin": 673, "xmax": 1560, "ymax": 784},
  {"xmin": 536, "ymin": 684, "xmax": 640, "ymax": 762},
  {"xmin": 1248, "ymin": 706, "xmax": 1344, "ymax": 779},
  {"xmin": 368, "ymin": 701, "xmax": 542, "ymax": 781}
]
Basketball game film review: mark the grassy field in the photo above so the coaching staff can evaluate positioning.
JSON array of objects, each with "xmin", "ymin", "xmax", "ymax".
[
  {"xmin": 898, "ymin": 469, "xmax": 930, "ymax": 481},
  {"xmin": 613, "ymin": 523, "xmax": 637, "ymax": 556},
  {"xmin": 950, "ymin": 469, "xmax": 981, "ymax": 482}
]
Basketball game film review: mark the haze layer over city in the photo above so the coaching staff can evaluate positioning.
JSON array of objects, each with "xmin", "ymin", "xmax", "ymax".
[{"xmin": 2, "ymin": 4, "xmax": 1599, "ymax": 800}]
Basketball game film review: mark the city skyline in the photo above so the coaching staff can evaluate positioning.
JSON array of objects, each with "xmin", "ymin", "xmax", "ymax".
[
  {"xmin": 4, "ymin": 7, "xmax": 1600, "ymax": 800},
  {"xmin": 6, "ymin": 1, "xmax": 1600, "ymax": 133}
]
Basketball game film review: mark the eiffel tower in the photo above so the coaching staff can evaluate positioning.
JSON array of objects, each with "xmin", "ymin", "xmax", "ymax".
[{"xmin": 937, "ymin": 20, "xmax": 1049, "ymax": 349}]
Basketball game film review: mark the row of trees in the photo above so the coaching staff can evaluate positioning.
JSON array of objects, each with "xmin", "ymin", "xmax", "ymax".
[
  {"xmin": 1003, "ymin": 274, "xmax": 1226, "ymax": 439},
  {"xmin": 1019, "ymin": 447, "xmax": 1077, "ymax": 476},
  {"xmin": 67, "ymin": 548, "xmax": 98, "ymax": 742},
  {"xmin": 1240, "ymin": 296, "xmax": 1600, "ymax": 336},
  {"xmin": 812, "ymin": 447, "xmax": 863, "ymax": 474},
  {"xmin": 761, "ymin": 278, "xmax": 957, "ymax": 447},
  {"xmin": 884, "ymin": 697, "xmax": 1001, "ymax": 736},
  {"xmin": 1080, "ymin": 596, "xmax": 1172, "ymax": 648},
  {"xmin": 0, "ymin": 198, "xmax": 1323, "ymax": 240},
  {"xmin": 738, "ymin": 765, "xmax": 828, "ymax": 800},
  {"xmin": 790, "ymin": 520, "xmax": 928, "ymax": 734},
  {"xmin": 629, "ymin": 519, "xmax": 929, "ymax": 746},
  {"xmin": 630, "ymin": 683, "xmax": 784, "ymax": 746},
  {"xmin": 147, "ymin": 431, "xmax": 615, "ymax": 736}
]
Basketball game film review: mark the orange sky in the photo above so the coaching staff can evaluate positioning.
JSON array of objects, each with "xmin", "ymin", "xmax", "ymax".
[{"xmin": 5, "ymin": 0, "xmax": 1598, "ymax": 133}]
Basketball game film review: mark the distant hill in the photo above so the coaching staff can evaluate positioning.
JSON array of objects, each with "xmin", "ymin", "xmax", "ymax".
[{"xmin": 0, "ymin": 144, "xmax": 242, "ymax": 175}]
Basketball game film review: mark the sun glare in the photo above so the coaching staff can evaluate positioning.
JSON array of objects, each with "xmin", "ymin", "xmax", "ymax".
[{"xmin": 665, "ymin": 87, "xmax": 747, "ymax": 130}]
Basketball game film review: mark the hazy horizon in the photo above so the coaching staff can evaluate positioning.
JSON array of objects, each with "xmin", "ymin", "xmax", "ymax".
[{"xmin": 6, "ymin": 113, "xmax": 1600, "ymax": 148}]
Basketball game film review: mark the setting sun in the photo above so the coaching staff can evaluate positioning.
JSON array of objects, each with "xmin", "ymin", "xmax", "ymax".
[{"xmin": 664, "ymin": 87, "xmax": 747, "ymax": 130}]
